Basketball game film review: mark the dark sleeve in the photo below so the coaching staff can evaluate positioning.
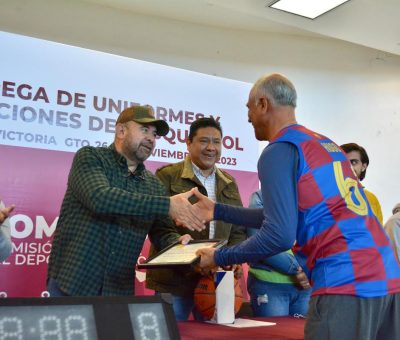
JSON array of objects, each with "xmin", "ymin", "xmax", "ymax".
[
  {"xmin": 148, "ymin": 167, "xmax": 183, "ymax": 250},
  {"xmin": 214, "ymin": 205, "xmax": 264, "ymax": 228},
  {"xmin": 68, "ymin": 147, "xmax": 170, "ymax": 218},
  {"xmin": 227, "ymin": 223, "xmax": 247, "ymax": 245},
  {"xmin": 148, "ymin": 218, "xmax": 181, "ymax": 251},
  {"xmin": 214, "ymin": 142, "xmax": 298, "ymax": 266}
]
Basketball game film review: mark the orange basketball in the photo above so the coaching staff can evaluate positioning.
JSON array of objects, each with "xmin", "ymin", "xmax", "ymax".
[{"xmin": 193, "ymin": 275, "xmax": 243, "ymax": 320}]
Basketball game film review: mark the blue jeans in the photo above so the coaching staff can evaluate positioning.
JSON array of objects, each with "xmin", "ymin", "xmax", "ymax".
[
  {"xmin": 157, "ymin": 293, "xmax": 204, "ymax": 321},
  {"xmin": 247, "ymin": 273, "xmax": 311, "ymax": 317},
  {"xmin": 47, "ymin": 278, "xmax": 70, "ymax": 297}
]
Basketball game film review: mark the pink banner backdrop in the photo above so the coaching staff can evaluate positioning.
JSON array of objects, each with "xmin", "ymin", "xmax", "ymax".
[
  {"xmin": 0, "ymin": 31, "xmax": 260, "ymax": 299},
  {"xmin": 0, "ymin": 144, "xmax": 258, "ymax": 298}
]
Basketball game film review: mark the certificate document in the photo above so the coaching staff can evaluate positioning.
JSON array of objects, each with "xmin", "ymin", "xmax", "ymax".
[{"xmin": 138, "ymin": 239, "xmax": 226, "ymax": 269}]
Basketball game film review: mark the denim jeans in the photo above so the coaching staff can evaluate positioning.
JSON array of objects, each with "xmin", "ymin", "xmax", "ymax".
[
  {"xmin": 47, "ymin": 278, "xmax": 70, "ymax": 297},
  {"xmin": 156, "ymin": 292, "xmax": 204, "ymax": 321},
  {"xmin": 247, "ymin": 273, "xmax": 311, "ymax": 317}
]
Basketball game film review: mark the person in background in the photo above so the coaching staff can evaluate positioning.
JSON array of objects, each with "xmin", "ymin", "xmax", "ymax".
[
  {"xmin": 188, "ymin": 73, "xmax": 400, "ymax": 340},
  {"xmin": 340, "ymin": 143, "xmax": 383, "ymax": 224},
  {"xmin": 0, "ymin": 199, "xmax": 14, "ymax": 262},
  {"xmin": 47, "ymin": 105, "xmax": 202, "ymax": 297},
  {"xmin": 384, "ymin": 203, "xmax": 400, "ymax": 263},
  {"xmin": 247, "ymin": 190, "xmax": 311, "ymax": 317},
  {"xmin": 146, "ymin": 117, "xmax": 246, "ymax": 320}
]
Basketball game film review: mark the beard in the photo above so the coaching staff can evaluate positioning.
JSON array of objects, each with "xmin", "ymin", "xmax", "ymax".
[{"xmin": 123, "ymin": 139, "xmax": 154, "ymax": 163}]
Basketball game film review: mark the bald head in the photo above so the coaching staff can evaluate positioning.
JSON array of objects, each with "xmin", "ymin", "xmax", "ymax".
[{"xmin": 251, "ymin": 73, "xmax": 297, "ymax": 108}]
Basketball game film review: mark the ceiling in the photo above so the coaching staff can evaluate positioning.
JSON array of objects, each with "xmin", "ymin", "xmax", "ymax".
[{"xmin": 83, "ymin": 0, "xmax": 400, "ymax": 56}]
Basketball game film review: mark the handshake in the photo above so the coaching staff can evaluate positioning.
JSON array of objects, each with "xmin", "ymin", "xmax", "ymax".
[
  {"xmin": 168, "ymin": 187, "xmax": 219, "ymax": 271},
  {"xmin": 168, "ymin": 187, "xmax": 214, "ymax": 232}
]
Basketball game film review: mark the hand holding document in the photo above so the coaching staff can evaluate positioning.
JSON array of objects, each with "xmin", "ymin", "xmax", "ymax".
[
  {"xmin": 196, "ymin": 247, "xmax": 217, "ymax": 271},
  {"xmin": 138, "ymin": 239, "xmax": 226, "ymax": 269}
]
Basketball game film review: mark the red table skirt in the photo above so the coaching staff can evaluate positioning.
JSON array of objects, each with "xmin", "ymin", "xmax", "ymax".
[{"xmin": 178, "ymin": 316, "xmax": 305, "ymax": 339}]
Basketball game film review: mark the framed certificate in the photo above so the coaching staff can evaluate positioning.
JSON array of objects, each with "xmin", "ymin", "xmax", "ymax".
[{"xmin": 138, "ymin": 239, "xmax": 227, "ymax": 269}]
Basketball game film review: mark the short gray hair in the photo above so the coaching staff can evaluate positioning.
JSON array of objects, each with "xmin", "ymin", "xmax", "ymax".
[{"xmin": 252, "ymin": 73, "xmax": 297, "ymax": 108}]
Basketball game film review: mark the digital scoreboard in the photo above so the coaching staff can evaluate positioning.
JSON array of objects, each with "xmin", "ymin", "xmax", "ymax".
[{"xmin": 0, "ymin": 295, "xmax": 180, "ymax": 340}]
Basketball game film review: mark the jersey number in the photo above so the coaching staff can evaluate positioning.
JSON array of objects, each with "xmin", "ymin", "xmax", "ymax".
[{"xmin": 333, "ymin": 161, "xmax": 368, "ymax": 216}]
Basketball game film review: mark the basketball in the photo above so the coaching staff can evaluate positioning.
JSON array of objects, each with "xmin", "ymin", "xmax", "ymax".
[{"xmin": 193, "ymin": 275, "xmax": 243, "ymax": 320}]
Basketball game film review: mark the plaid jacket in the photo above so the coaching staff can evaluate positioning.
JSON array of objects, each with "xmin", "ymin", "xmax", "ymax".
[{"xmin": 48, "ymin": 144, "xmax": 175, "ymax": 296}]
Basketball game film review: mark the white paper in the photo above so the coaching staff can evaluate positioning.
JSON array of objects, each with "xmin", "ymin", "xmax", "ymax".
[
  {"xmin": 147, "ymin": 242, "xmax": 218, "ymax": 264},
  {"xmin": 215, "ymin": 318, "xmax": 276, "ymax": 328}
]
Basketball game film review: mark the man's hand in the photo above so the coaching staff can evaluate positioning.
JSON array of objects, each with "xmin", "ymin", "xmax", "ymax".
[
  {"xmin": 295, "ymin": 267, "xmax": 311, "ymax": 290},
  {"xmin": 232, "ymin": 264, "xmax": 244, "ymax": 279},
  {"xmin": 169, "ymin": 188, "xmax": 205, "ymax": 231},
  {"xmin": 191, "ymin": 187, "xmax": 215, "ymax": 223},
  {"xmin": 195, "ymin": 247, "xmax": 217, "ymax": 271},
  {"xmin": 193, "ymin": 264, "xmax": 216, "ymax": 276},
  {"xmin": 221, "ymin": 264, "xmax": 243, "ymax": 279},
  {"xmin": 0, "ymin": 204, "xmax": 15, "ymax": 224},
  {"xmin": 178, "ymin": 234, "xmax": 193, "ymax": 245},
  {"xmin": 181, "ymin": 235, "xmax": 213, "ymax": 275}
]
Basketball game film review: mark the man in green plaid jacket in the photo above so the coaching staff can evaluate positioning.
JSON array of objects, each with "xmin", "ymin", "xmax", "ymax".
[{"xmin": 47, "ymin": 105, "xmax": 199, "ymax": 296}]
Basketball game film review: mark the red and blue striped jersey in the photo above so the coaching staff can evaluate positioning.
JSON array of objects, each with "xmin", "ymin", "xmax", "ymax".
[{"xmin": 272, "ymin": 124, "xmax": 400, "ymax": 297}]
